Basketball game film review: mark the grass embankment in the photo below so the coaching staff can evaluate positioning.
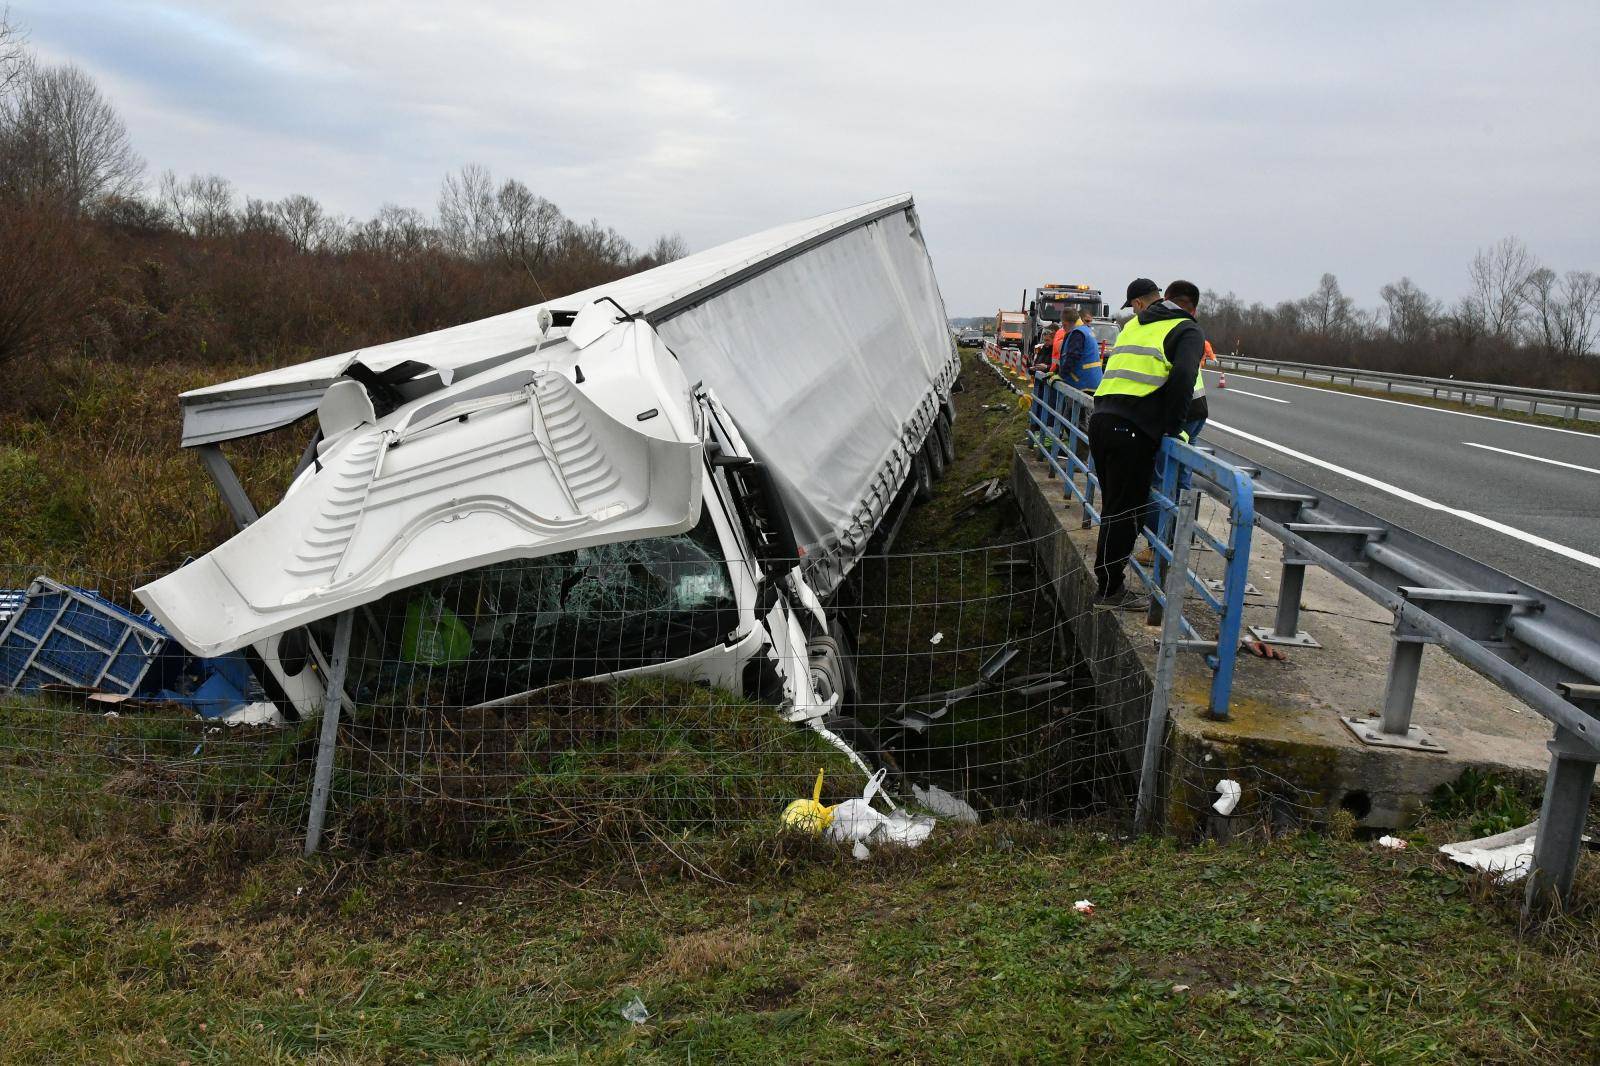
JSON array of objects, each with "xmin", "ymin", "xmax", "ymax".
[
  {"xmin": 5, "ymin": 803, "xmax": 1600, "ymax": 1062},
  {"xmin": 4, "ymin": 348, "xmax": 1600, "ymax": 1061},
  {"xmin": 0, "ymin": 355, "xmax": 306, "ymax": 586}
]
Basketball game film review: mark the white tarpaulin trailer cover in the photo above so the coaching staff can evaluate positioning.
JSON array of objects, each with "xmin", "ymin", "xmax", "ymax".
[{"xmin": 148, "ymin": 195, "xmax": 956, "ymax": 651}]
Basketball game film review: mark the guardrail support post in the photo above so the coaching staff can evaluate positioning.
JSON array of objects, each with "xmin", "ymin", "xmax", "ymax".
[
  {"xmin": 1525, "ymin": 689, "xmax": 1600, "ymax": 915},
  {"xmin": 1341, "ymin": 611, "xmax": 1446, "ymax": 752},
  {"xmin": 1136, "ymin": 488, "xmax": 1198, "ymax": 833},
  {"xmin": 1380, "ymin": 636, "xmax": 1425, "ymax": 735},
  {"xmin": 1248, "ymin": 556, "xmax": 1321, "ymax": 648},
  {"xmin": 304, "ymin": 610, "xmax": 354, "ymax": 857}
]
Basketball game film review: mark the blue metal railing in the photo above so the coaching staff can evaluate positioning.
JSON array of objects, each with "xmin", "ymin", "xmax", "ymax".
[{"xmin": 1025, "ymin": 371, "xmax": 1255, "ymax": 718}]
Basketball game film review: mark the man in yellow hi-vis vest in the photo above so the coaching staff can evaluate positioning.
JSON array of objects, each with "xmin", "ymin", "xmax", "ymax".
[{"xmin": 1088, "ymin": 278, "xmax": 1206, "ymax": 610}]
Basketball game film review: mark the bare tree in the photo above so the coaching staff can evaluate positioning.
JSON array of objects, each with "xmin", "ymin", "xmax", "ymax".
[
  {"xmin": 1379, "ymin": 277, "xmax": 1440, "ymax": 346},
  {"xmin": 0, "ymin": 8, "xmax": 28, "ymax": 101},
  {"xmin": 437, "ymin": 163, "xmax": 498, "ymax": 257},
  {"xmin": 641, "ymin": 232, "xmax": 689, "ymax": 267},
  {"xmin": 1523, "ymin": 267, "xmax": 1600, "ymax": 359},
  {"xmin": 272, "ymin": 192, "xmax": 330, "ymax": 253},
  {"xmin": 493, "ymin": 178, "xmax": 563, "ymax": 270},
  {"xmin": 158, "ymin": 170, "xmax": 236, "ymax": 237},
  {"xmin": 1467, "ymin": 236, "xmax": 1538, "ymax": 341},
  {"xmin": 1299, "ymin": 272, "xmax": 1354, "ymax": 336},
  {"xmin": 350, "ymin": 203, "xmax": 439, "ymax": 257},
  {"xmin": 0, "ymin": 60, "xmax": 144, "ymax": 209}
]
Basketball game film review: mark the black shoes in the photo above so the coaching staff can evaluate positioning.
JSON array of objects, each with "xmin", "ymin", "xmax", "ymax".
[{"xmin": 1093, "ymin": 586, "xmax": 1150, "ymax": 612}]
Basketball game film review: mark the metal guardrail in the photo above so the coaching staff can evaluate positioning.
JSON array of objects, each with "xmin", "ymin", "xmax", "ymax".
[
  {"xmin": 1021, "ymin": 366, "xmax": 1255, "ymax": 719},
  {"xmin": 1204, "ymin": 439, "xmax": 1600, "ymax": 913},
  {"xmin": 1215, "ymin": 355, "xmax": 1600, "ymax": 422}
]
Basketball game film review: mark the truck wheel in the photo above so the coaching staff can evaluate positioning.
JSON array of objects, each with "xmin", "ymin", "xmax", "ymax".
[
  {"xmin": 807, "ymin": 634, "xmax": 847, "ymax": 706},
  {"xmin": 912, "ymin": 452, "xmax": 933, "ymax": 503},
  {"xmin": 936, "ymin": 409, "xmax": 955, "ymax": 466},
  {"xmin": 923, "ymin": 433, "xmax": 946, "ymax": 481}
]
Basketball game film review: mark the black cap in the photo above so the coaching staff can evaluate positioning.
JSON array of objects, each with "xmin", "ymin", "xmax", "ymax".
[{"xmin": 1121, "ymin": 277, "xmax": 1159, "ymax": 309}]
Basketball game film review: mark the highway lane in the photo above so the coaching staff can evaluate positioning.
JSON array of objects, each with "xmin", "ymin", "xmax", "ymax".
[
  {"xmin": 1217, "ymin": 361, "xmax": 1600, "ymax": 422},
  {"xmin": 1197, "ymin": 370, "xmax": 1600, "ymax": 614}
]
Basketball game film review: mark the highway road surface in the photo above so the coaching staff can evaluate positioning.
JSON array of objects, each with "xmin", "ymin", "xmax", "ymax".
[{"xmin": 1199, "ymin": 370, "xmax": 1600, "ymax": 615}]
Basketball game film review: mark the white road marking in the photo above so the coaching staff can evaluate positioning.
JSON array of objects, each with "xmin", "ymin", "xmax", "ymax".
[
  {"xmin": 1462, "ymin": 441, "xmax": 1600, "ymax": 476},
  {"xmin": 1215, "ymin": 386, "xmax": 1290, "ymax": 404},
  {"xmin": 1207, "ymin": 418, "xmax": 1600, "ymax": 571},
  {"xmin": 1212, "ymin": 370, "xmax": 1600, "ymax": 438}
]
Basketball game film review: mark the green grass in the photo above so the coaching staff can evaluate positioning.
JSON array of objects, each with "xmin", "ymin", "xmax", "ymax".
[
  {"xmin": 5, "ymin": 348, "xmax": 1600, "ymax": 1060},
  {"xmin": 3, "ymin": 806, "xmax": 1599, "ymax": 1063}
]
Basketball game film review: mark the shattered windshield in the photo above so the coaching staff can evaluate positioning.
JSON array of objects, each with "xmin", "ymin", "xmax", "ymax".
[{"xmin": 336, "ymin": 508, "xmax": 740, "ymax": 706}]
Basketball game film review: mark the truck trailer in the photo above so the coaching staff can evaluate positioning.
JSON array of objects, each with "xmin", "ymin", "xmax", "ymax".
[{"xmin": 136, "ymin": 195, "xmax": 959, "ymax": 743}]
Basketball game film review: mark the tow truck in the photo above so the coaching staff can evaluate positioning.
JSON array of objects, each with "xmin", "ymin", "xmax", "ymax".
[{"xmin": 1024, "ymin": 283, "xmax": 1106, "ymax": 359}]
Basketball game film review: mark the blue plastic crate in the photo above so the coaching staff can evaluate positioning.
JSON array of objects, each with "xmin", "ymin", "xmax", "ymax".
[
  {"xmin": 0, "ymin": 577, "xmax": 168, "ymax": 695},
  {"xmin": 0, "ymin": 589, "xmax": 22, "ymax": 627}
]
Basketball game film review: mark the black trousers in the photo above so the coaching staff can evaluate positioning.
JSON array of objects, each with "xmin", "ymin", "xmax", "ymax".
[{"xmin": 1088, "ymin": 413, "xmax": 1159, "ymax": 597}]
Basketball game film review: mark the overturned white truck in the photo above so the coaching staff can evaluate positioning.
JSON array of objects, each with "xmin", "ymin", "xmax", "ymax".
[{"xmin": 136, "ymin": 194, "xmax": 960, "ymax": 735}]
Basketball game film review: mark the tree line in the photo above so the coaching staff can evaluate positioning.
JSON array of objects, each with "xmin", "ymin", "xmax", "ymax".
[
  {"xmin": 0, "ymin": 14, "xmax": 686, "ymax": 377},
  {"xmin": 1203, "ymin": 241, "xmax": 1600, "ymax": 394}
]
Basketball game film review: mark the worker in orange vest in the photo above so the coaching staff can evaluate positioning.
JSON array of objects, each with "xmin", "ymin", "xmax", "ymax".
[{"xmin": 1184, "ymin": 340, "xmax": 1216, "ymax": 442}]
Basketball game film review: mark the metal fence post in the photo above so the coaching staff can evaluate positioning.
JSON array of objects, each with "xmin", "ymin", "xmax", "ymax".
[
  {"xmin": 1525, "ymin": 689, "xmax": 1600, "ymax": 915},
  {"xmin": 1380, "ymin": 633, "xmax": 1426, "ymax": 735},
  {"xmin": 1136, "ymin": 488, "xmax": 1198, "ymax": 833},
  {"xmin": 1248, "ymin": 553, "xmax": 1320, "ymax": 649},
  {"xmin": 304, "ymin": 610, "xmax": 355, "ymax": 857}
]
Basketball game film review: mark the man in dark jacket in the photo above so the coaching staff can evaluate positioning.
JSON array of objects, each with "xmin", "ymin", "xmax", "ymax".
[{"xmin": 1087, "ymin": 278, "xmax": 1206, "ymax": 609}]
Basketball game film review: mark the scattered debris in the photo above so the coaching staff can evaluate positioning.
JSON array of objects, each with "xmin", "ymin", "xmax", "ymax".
[
  {"xmin": 913, "ymin": 783, "xmax": 980, "ymax": 824},
  {"xmin": 1438, "ymin": 822, "xmax": 1565, "ymax": 884},
  {"xmin": 963, "ymin": 476, "xmax": 1004, "ymax": 500},
  {"xmin": 1212, "ymin": 779, "xmax": 1242, "ymax": 816},
  {"xmin": 0, "ymin": 589, "xmax": 23, "ymax": 627},
  {"xmin": 1377, "ymin": 835, "xmax": 1408, "ymax": 851},
  {"xmin": 851, "ymin": 840, "xmax": 871, "ymax": 861},
  {"xmin": 1073, "ymin": 900, "xmax": 1095, "ymax": 915},
  {"xmin": 1241, "ymin": 639, "xmax": 1289, "ymax": 661},
  {"xmin": 0, "ymin": 577, "xmax": 166, "ymax": 695},
  {"xmin": 929, "ymin": 632, "xmax": 944, "ymax": 645},
  {"xmin": 620, "ymin": 996, "xmax": 650, "ymax": 1025},
  {"xmin": 781, "ymin": 768, "xmax": 835, "ymax": 835},
  {"xmin": 825, "ymin": 769, "xmax": 935, "ymax": 853},
  {"xmin": 1171, "ymin": 984, "xmax": 1191, "ymax": 994}
]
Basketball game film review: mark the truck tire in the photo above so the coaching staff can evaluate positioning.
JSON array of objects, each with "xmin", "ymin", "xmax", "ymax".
[
  {"xmin": 828, "ymin": 617, "xmax": 862, "ymax": 707},
  {"xmin": 936, "ymin": 408, "xmax": 955, "ymax": 466},
  {"xmin": 922, "ymin": 433, "xmax": 946, "ymax": 481},
  {"xmin": 912, "ymin": 452, "xmax": 933, "ymax": 503},
  {"xmin": 807, "ymin": 634, "xmax": 847, "ymax": 706}
]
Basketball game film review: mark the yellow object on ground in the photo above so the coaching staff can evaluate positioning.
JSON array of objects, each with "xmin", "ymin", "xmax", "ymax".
[{"xmin": 781, "ymin": 768, "xmax": 835, "ymax": 834}]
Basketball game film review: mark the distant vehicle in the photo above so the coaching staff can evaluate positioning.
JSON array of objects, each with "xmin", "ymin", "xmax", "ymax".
[
  {"xmin": 995, "ymin": 310, "xmax": 1027, "ymax": 356},
  {"xmin": 1090, "ymin": 317, "xmax": 1120, "ymax": 357},
  {"xmin": 1025, "ymin": 283, "xmax": 1106, "ymax": 356}
]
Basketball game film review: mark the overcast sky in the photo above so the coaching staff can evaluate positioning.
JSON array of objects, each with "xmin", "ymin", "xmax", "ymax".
[{"xmin": 16, "ymin": 1, "xmax": 1600, "ymax": 316}]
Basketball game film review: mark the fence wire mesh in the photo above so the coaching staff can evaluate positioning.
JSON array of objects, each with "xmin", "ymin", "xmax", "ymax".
[{"xmin": 0, "ymin": 512, "xmax": 1323, "ymax": 855}]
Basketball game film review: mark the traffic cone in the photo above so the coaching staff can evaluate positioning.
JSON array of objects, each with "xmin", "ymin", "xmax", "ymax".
[{"xmin": 1218, "ymin": 372, "xmax": 1227, "ymax": 389}]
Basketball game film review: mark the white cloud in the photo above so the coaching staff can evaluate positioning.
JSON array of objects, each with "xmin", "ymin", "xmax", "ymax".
[{"xmin": 12, "ymin": 0, "xmax": 1600, "ymax": 314}]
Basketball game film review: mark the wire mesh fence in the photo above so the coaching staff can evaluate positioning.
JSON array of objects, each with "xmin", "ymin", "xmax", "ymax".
[{"xmin": 0, "ymin": 526, "xmax": 1324, "ymax": 856}]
